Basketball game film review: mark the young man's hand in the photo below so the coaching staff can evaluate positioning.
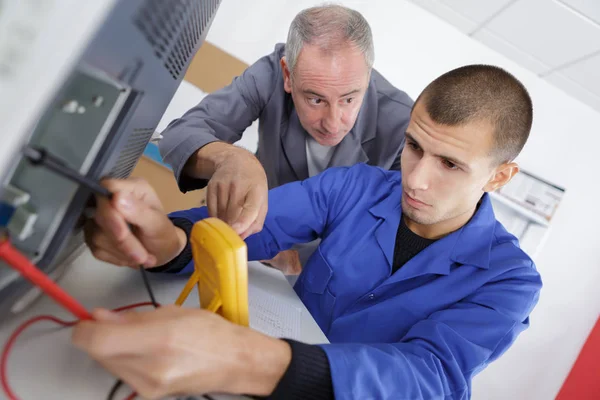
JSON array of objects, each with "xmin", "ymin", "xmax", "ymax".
[
  {"xmin": 72, "ymin": 305, "xmax": 292, "ymax": 399},
  {"xmin": 262, "ymin": 250, "xmax": 303, "ymax": 275},
  {"xmin": 84, "ymin": 178, "xmax": 187, "ymax": 268}
]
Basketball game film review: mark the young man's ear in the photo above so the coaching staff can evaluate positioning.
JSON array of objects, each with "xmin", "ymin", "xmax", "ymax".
[
  {"xmin": 281, "ymin": 57, "xmax": 292, "ymax": 94},
  {"xmin": 483, "ymin": 162, "xmax": 519, "ymax": 192}
]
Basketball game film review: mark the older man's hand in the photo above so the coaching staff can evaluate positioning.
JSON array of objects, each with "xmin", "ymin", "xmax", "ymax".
[{"xmin": 185, "ymin": 142, "xmax": 269, "ymax": 240}]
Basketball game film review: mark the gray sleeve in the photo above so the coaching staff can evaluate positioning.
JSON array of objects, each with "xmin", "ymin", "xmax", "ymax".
[
  {"xmin": 390, "ymin": 116, "xmax": 409, "ymax": 171},
  {"xmin": 379, "ymin": 92, "xmax": 412, "ymax": 171},
  {"xmin": 158, "ymin": 46, "xmax": 281, "ymax": 192},
  {"xmin": 371, "ymin": 69, "xmax": 413, "ymax": 171}
]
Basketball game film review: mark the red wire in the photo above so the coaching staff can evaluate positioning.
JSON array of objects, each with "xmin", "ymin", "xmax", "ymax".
[
  {"xmin": 1, "ymin": 315, "xmax": 74, "ymax": 399},
  {"xmin": 1, "ymin": 302, "xmax": 156, "ymax": 400},
  {"xmin": 0, "ymin": 239, "xmax": 158, "ymax": 399},
  {"xmin": 0, "ymin": 239, "xmax": 92, "ymax": 320}
]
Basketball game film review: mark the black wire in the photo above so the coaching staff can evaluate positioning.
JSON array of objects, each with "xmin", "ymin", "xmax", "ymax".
[
  {"xmin": 107, "ymin": 266, "xmax": 159, "ymax": 400},
  {"xmin": 139, "ymin": 266, "xmax": 159, "ymax": 308},
  {"xmin": 106, "ymin": 379, "xmax": 123, "ymax": 400}
]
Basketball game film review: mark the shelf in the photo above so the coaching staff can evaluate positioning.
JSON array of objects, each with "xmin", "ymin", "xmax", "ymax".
[{"xmin": 489, "ymin": 192, "xmax": 550, "ymax": 227}]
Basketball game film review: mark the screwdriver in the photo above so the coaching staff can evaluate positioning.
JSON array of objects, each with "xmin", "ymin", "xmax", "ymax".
[
  {"xmin": 22, "ymin": 145, "xmax": 113, "ymax": 199},
  {"xmin": 22, "ymin": 145, "xmax": 159, "ymax": 308},
  {"xmin": 0, "ymin": 145, "xmax": 116, "ymax": 320}
]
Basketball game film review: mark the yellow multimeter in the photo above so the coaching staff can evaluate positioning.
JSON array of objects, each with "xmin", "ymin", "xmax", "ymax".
[{"xmin": 174, "ymin": 218, "xmax": 249, "ymax": 327}]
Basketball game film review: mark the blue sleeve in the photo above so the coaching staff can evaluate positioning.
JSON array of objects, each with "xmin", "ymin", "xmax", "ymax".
[
  {"xmin": 168, "ymin": 166, "xmax": 354, "ymax": 274},
  {"xmin": 320, "ymin": 264, "xmax": 542, "ymax": 399}
]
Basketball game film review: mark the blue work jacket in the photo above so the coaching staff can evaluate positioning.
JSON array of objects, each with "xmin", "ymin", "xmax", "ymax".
[{"xmin": 170, "ymin": 163, "xmax": 542, "ymax": 400}]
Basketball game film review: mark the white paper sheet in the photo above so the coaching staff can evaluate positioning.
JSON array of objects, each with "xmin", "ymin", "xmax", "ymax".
[{"xmin": 248, "ymin": 285, "xmax": 303, "ymax": 339}]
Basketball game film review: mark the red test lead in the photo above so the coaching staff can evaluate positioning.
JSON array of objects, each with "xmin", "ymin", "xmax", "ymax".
[{"xmin": 0, "ymin": 238, "xmax": 92, "ymax": 321}]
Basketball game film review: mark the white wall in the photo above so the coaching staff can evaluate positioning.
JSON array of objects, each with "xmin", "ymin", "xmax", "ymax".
[{"xmin": 201, "ymin": 1, "xmax": 600, "ymax": 398}]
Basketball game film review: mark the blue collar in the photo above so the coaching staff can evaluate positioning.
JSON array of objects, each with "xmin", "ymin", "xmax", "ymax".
[{"xmin": 368, "ymin": 178, "xmax": 497, "ymax": 279}]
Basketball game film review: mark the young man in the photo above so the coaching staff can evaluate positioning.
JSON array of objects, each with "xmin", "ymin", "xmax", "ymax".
[{"xmin": 76, "ymin": 65, "xmax": 542, "ymax": 400}]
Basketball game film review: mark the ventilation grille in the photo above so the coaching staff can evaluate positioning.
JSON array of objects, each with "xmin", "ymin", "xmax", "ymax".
[
  {"xmin": 109, "ymin": 128, "xmax": 154, "ymax": 178},
  {"xmin": 134, "ymin": 0, "xmax": 221, "ymax": 79}
]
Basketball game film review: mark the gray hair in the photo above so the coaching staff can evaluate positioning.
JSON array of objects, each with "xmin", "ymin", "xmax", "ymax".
[{"xmin": 285, "ymin": 4, "xmax": 374, "ymax": 76}]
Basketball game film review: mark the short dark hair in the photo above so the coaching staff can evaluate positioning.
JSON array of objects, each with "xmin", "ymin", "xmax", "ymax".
[{"xmin": 416, "ymin": 65, "xmax": 533, "ymax": 164}]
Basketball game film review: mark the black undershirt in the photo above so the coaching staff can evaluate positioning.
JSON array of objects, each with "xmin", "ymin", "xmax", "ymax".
[{"xmin": 392, "ymin": 215, "xmax": 438, "ymax": 274}]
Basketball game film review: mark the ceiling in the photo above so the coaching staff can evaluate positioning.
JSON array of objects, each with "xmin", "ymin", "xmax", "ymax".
[{"xmin": 408, "ymin": 0, "xmax": 600, "ymax": 113}]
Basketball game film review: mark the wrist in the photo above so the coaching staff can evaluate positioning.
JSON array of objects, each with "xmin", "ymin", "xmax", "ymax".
[
  {"xmin": 188, "ymin": 142, "xmax": 248, "ymax": 178},
  {"xmin": 160, "ymin": 225, "xmax": 188, "ymax": 266},
  {"xmin": 173, "ymin": 226, "xmax": 187, "ymax": 257},
  {"xmin": 224, "ymin": 328, "xmax": 292, "ymax": 396},
  {"xmin": 213, "ymin": 143, "xmax": 260, "ymax": 174}
]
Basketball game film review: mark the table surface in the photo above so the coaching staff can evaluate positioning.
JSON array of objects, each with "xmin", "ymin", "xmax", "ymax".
[{"xmin": 0, "ymin": 250, "xmax": 328, "ymax": 400}]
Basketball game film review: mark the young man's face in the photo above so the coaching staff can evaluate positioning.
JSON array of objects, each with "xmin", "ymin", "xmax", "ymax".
[
  {"xmin": 281, "ymin": 43, "xmax": 369, "ymax": 147},
  {"xmin": 400, "ymin": 100, "xmax": 517, "ymax": 238}
]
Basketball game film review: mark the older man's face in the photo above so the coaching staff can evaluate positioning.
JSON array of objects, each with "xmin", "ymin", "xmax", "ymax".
[{"xmin": 282, "ymin": 43, "xmax": 370, "ymax": 147}]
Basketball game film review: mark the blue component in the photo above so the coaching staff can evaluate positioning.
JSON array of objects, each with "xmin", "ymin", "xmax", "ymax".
[
  {"xmin": 0, "ymin": 202, "xmax": 15, "ymax": 227},
  {"xmin": 143, "ymin": 143, "xmax": 172, "ymax": 170}
]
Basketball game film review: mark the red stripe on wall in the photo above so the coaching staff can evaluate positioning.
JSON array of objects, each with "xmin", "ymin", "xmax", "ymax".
[{"xmin": 556, "ymin": 318, "xmax": 600, "ymax": 400}]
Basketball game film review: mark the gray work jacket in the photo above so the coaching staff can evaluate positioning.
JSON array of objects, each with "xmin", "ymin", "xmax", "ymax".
[{"xmin": 159, "ymin": 43, "xmax": 414, "ymax": 191}]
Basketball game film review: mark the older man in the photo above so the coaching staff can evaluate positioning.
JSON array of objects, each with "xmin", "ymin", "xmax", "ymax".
[{"xmin": 159, "ymin": 5, "xmax": 413, "ymax": 271}]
